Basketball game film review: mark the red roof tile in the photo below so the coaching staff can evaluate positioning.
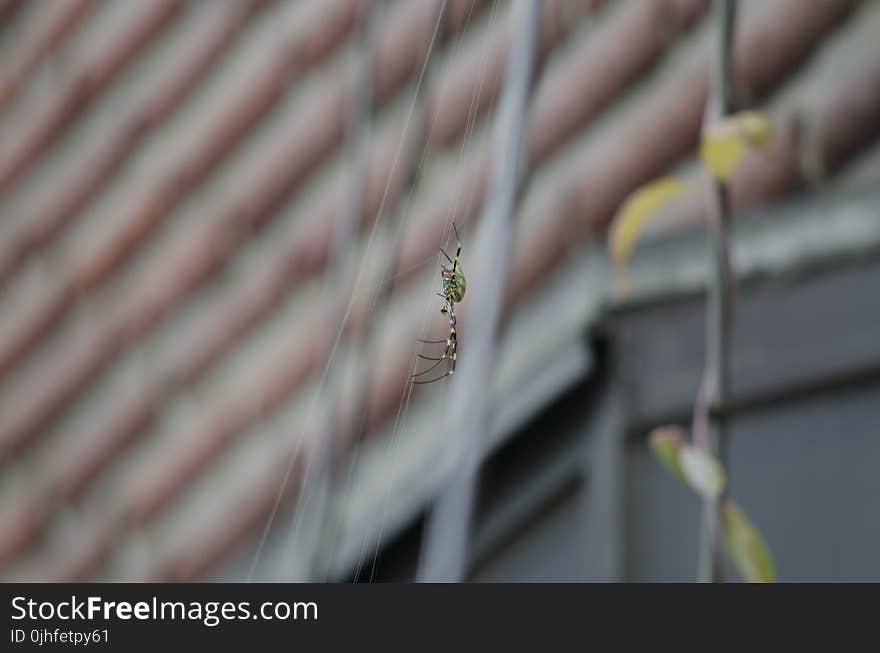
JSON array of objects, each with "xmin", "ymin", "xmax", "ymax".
[
  {"xmin": 0, "ymin": 0, "xmax": 99, "ymax": 112},
  {"xmin": 0, "ymin": 0, "xmax": 185, "ymax": 195}
]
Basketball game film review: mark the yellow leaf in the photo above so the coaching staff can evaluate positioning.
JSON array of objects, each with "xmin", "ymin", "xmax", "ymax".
[
  {"xmin": 700, "ymin": 133, "xmax": 747, "ymax": 181},
  {"xmin": 700, "ymin": 111, "xmax": 773, "ymax": 182},
  {"xmin": 722, "ymin": 499, "xmax": 777, "ymax": 583},
  {"xmin": 608, "ymin": 176, "xmax": 685, "ymax": 269}
]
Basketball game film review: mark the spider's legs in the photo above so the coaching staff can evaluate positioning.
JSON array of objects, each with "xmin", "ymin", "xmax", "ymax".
[
  {"xmin": 412, "ymin": 342, "xmax": 455, "ymax": 383},
  {"xmin": 412, "ymin": 335, "xmax": 453, "ymax": 378},
  {"xmin": 411, "ymin": 371, "xmax": 451, "ymax": 385},
  {"xmin": 412, "ymin": 355, "xmax": 445, "ymax": 377},
  {"xmin": 412, "ymin": 304, "xmax": 457, "ymax": 384},
  {"xmin": 452, "ymin": 222, "xmax": 461, "ymax": 260}
]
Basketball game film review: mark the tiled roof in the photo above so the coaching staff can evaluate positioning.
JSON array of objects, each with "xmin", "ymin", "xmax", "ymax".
[{"xmin": 0, "ymin": 0, "xmax": 877, "ymax": 581}]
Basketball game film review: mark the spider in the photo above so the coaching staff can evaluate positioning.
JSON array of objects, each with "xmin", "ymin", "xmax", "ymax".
[{"xmin": 413, "ymin": 223, "xmax": 465, "ymax": 385}]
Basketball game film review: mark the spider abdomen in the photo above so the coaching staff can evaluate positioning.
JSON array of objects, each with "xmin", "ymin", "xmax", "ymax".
[{"xmin": 442, "ymin": 264, "xmax": 466, "ymax": 305}]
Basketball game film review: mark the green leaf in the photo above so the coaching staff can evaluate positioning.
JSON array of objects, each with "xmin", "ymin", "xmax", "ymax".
[
  {"xmin": 608, "ymin": 177, "xmax": 685, "ymax": 269},
  {"xmin": 700, "ymin": 111, "xmax": 773, "ymax": 182},
  {"xmin": 649, "ymin": 426, "xmax": 687, "ymax": 484},
  {"xmin": 679, "ymin": 445, "xmax": 726, "ymax": 500},
  {"xmin": 722, "ymin": 499, "xmax": 776, "ymax": 583}
]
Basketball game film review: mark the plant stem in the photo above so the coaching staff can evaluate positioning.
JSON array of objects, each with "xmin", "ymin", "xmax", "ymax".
[{"xmin": 697, "ymin": 0, "xmax": 736, "ymax": 584}]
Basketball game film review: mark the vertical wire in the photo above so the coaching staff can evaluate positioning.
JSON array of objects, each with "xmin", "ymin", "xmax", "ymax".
[
  {"xmin": 279, "ymin": 0, "xmax": 379, "ymax": 582},
  {"xmin": 245, "ymin": 0, "xmax": 379, "ymax": 582}
]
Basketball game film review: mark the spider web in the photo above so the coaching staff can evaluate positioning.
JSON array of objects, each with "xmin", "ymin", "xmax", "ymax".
[{"xmin": 244, "ymin": 0, "xmax": 501, "ymax": 583}]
